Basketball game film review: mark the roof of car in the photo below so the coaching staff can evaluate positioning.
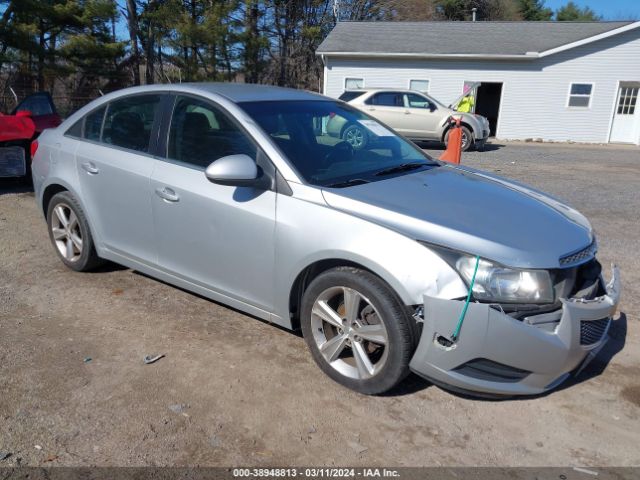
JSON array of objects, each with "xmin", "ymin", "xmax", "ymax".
[
  {"xmin": 344, "ymin": 88, "xmax": 423, "ymax": 93},
  {"xmin": 188, "ymin": 82, "xmax": 328, "ymax": 102},
  {"xmin": 107, "ymin": 82, "xmax": 327, "ymax": 103},
  {"xmin": 317, "ymin": 21, "xmax": 637, "ymax": 57}
]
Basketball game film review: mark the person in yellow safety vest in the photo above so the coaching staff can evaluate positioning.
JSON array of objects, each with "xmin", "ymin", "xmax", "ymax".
[{"xmin": 457, "ymin": 86, "xmax": 475, "ymax": 113}]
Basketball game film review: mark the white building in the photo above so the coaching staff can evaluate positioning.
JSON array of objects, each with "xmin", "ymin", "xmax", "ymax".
[{"xmin": 317, "ymin": 21, "xmax": 640, "ymax": 145}]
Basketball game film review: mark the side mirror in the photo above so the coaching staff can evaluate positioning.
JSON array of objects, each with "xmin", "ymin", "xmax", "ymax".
[{"xmin": 205, "ymin": 154, "xmax": 262, "ymax": 187}]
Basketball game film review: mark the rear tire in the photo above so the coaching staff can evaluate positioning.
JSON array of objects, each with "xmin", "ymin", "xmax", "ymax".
[
  {"xmin": 47, "ymin": 191, "xmax": 103, "ymax": 272},
  {"xmin": 301, "ymin": 267, "xmax": 417, "ymax": 395}
]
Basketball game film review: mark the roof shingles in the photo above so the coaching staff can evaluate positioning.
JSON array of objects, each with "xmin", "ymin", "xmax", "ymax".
[{"xmin": 317, "ymin": 21, "xmax": 634, "ymax": 56}]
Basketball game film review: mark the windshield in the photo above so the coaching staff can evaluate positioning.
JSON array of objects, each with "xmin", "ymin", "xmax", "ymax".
[
  {"xmin": 239, "ymin": 100, "xmax": 439, "ymax": 188},
  {"xmin": 423, "ymin": 93, "xmax": 447, "ymax": 109}
]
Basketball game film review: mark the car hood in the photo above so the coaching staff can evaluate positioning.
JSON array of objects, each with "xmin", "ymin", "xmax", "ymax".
[{"xmin": 321, "ymin": 165, "xmax": 593, "ymax": 269}]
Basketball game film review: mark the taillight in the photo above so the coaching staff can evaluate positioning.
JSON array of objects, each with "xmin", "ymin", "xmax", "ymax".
[{"xmin": 30, "ymin": 140, "xmax": 39, "ymax": 158}]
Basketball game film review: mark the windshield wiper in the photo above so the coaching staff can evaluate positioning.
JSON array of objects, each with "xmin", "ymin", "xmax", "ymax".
[
  {"xmin": 374, "ymin": 162, "xmax": 433, "ymax": 177},
  {"xmin": 326, "ymin": 178, "xmax": 371, "ymax": 188}
]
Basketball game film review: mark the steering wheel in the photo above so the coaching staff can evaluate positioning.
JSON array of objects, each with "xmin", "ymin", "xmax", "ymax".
[{"xmin": 324, "ymin": 141, "xmax": 355, "ymax": 168}]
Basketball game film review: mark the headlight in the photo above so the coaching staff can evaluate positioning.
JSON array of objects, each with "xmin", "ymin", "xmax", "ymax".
[
  {"xmin": 455, "ymin": 256, "xmax": 554, "ymax": 304},
  {"xmin": 424, "ymin": 243, "xmax": 555, "ymax": 304}
]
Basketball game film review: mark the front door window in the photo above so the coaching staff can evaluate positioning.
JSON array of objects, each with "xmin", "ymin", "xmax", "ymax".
[{"xmin": 167, "ymin": 96, "xmax": 257, "ymax": 169}]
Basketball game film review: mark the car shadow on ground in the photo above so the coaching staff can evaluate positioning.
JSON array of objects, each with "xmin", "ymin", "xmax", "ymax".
[
  {"xmin": 557, "ymin": 312, "xmax": 628, "ymax": 391},
  {"xmin": 91, "ymin": 261, "xmax": 129, "ymax": 273},
  {"xmin": 382, "ymin": 373, "xmax": 433, "ymax": 396},
  {"xmin": 416, "ymin": 140, "xmax": 505, "ymax": 153},
  {"xmin": 478, "ymin": 142, "xmax": 505, "ymax": 152},
  {"xmin": 0, "ymin": 179, "xmax": 33, "ymax": 196},
  {"xmin": 130, "ymin": 269, "xmax": 301, "ymax": 337}
]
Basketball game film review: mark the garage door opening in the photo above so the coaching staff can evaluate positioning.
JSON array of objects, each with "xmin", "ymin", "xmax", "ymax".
[{"xmin": 473, "ymin": 82, "xmax": 503, "ymax": 137}]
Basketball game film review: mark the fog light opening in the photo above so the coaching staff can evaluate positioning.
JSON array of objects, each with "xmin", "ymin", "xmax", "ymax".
[{"xmin": 435, "ymin": 334, "xmax": 456, "ymax": 351}]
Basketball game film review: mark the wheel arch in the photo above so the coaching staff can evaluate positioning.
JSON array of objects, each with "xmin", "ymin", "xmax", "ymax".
[
  {"xmin": 288, "ymin": 257, "xmax": 408, "ymax": 331},
  {"xmin": 40, "ymin": 178, "xmax": 86, "ymax": 218},
  {"xmin": 40, "ymin": 179, "xmax": 103, "ymax": 254},
  {"xmin": 441, "ymin": 121, "xmax": 475, "ymax": 143},
  {"xmin": 42, "ymin": 183, "xmax": 68, "ymax": 216}
]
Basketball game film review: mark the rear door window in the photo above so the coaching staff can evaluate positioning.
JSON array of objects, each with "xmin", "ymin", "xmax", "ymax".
[
  {"xmin": 102, "ymin": 95, "xmax": 161, "ymax": 153},
  {"xmin": 366, "ymin": 92, "xmax": 403, "ymax": 107}
]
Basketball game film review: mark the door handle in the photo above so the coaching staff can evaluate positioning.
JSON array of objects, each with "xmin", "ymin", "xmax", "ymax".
[
  {"xmin": 403, "ymin": 110, "xmax": 411, "ymax": 114},
  {"xmin": 155, "ymin": 186, "xmax": 180, "ymax": 203},
  {"xmin": 367, "ymin": 107, "xmax": 376, "ymax": 111},
  {"xmin": 81, "ymin": 162, "xmax": 99, "ymax": 174}
]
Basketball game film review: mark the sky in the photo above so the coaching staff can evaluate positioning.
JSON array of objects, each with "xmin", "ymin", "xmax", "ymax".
[{"xmin": 544, "ymin": 0, "xmax": 640, "ymax": 20}]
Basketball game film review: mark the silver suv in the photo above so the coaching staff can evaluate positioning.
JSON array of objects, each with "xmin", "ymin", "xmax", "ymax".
[{"xmin": 328, "ymin": 88, "xmax": 490, "ymax": 151}]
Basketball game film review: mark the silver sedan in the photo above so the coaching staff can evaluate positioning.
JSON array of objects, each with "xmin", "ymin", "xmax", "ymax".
[{"xmin": 31, "ymin": 83, "xmax": 620, "ymax": 396}]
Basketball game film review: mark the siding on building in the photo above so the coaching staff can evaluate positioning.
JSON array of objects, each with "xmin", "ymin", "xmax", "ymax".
[{"xmin": 322, "ymin": 28, "xmax": 640, "ymax": 144}]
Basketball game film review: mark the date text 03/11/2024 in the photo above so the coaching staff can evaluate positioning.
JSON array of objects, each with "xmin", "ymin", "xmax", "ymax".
[{"xmin": 232, "ymin": 468, "xmax": 400, "ymax": 478}]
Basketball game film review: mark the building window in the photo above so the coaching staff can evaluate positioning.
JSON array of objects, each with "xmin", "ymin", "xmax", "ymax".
[
  {"xmin": 344, "ymin": 77, "xmax": 364, "ymax": 90},
  {"xmin": 617, "ymin": 86, "xmax": 638, "ymax": 115},
  {"xmin": 568, "ymin": 83, "xmax": 593, "ymax": 108},
  {"xmin": 409, "ymin": 79, "xmax": 430, "ymax": 93}
]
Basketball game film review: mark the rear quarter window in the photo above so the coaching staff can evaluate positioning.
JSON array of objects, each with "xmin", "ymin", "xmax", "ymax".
[
  {"xmin": 65, "ymin": 118, "xmax": 83, "ymax": 138},
  {"xmin": 65, "ymin": 106, "xmax": 106, "ymax": 140},
  {"xmin": 339, "ymin": 91, "xmax": 366, "ymax": 102},
  {"xmin": 84, "ymin": 106, "xmax": 107, "ymax": 141}
]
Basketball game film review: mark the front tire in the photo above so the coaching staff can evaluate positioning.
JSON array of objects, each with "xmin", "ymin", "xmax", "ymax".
[
  {"xmin": 444, "ymin": 125, "xmax": 473, "ymax": 152},
  {"xmin": 47, "ymin": 191, "xmax": 103, "ymax": 272},
  {"xmin": 342, "ymin": 124, "xmax": 368, "ymax": 150},
  {"xmin": 301, "ymin": 267, "xmax": 417, "ymax": 395}
]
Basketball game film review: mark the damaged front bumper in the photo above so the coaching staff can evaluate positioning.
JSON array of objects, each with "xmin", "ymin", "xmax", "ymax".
[{"xmin": 409, "ymin": 265, "xmax": 621, "ymax": 396}]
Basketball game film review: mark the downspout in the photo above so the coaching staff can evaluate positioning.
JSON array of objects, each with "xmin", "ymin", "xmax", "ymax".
[{"xmin": 320, "ymin": 54, "xmax": 328, "ymax": 95}]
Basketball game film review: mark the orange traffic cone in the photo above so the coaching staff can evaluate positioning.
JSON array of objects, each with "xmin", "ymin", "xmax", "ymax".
[{"xmin": 439, "ymin": 117, "xmax": 462, "ymax": 165}]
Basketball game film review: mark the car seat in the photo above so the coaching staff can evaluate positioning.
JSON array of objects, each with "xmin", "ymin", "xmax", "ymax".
[{"xmin": 110, "ymin": 111, "xmax": 147, "ymax": 151}]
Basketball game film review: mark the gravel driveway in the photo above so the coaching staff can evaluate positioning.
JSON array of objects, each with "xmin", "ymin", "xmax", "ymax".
[{"xmin": 0, "ymin": 141, "xmax": 639, "ymax": 467}]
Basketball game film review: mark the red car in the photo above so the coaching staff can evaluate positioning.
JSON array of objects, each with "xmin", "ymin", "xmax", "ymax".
[{"xmin": 0, "ymin": 92, "xmax": 62, "ymax": 180}]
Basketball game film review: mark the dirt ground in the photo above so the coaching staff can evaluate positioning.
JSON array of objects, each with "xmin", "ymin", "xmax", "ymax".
[{"xmin": 1, "ymin": 141, "xmax": 639, "ymax": 467}]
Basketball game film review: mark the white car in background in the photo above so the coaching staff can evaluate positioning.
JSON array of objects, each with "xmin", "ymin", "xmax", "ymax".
[{"xmin": 329, "ymin": 88, "xmax": 490, "ymax": 151}]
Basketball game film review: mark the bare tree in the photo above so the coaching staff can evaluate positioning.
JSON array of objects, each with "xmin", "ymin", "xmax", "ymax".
[{"xmin": 125, "ymin": 0, "xmax": 141, "ymax": 85}]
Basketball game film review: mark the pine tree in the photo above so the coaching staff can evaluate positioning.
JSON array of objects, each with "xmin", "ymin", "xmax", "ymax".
[
  {"xmin": 61, "ymin": 0, "xmax": 125, "ymax": 98},
  {"xmin": 556, "ymin": 1, "xmax": 600, "ymax": 21},
  {"xmin": 518, "ymin": 0, "xmax": 553, "ymax": 20}
]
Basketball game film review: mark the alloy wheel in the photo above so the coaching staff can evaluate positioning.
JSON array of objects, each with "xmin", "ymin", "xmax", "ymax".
[
  {"xmin": 50, "ymin": 203, "xmax": 83, "ymax": 262},
  {"xmin": 345, "ymin": 127, "xmax": 365, "ymax": 148},
  {"xmin": 461, "ymin": 131, "xmax": 469, "ymax": 149},
  {"xmin": 311, "ymin": 286, "xmax": 389, "ymax": 380}
]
